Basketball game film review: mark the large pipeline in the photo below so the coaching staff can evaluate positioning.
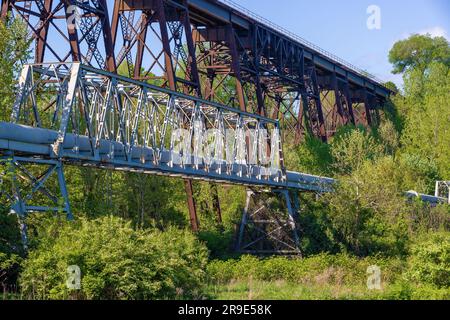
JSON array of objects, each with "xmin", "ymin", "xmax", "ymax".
[{"xmin": 1, "ymin": 121, "xmax": 447, "ymax": 204}]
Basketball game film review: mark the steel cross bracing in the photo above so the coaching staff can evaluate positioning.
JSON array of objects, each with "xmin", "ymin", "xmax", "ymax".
[
  {"xmin": 0, "ymin": 0, "xmax": 392, "ymax": 253},
  {"xmin": 235, "ymin": 189, "xmax": 301, "ymax": 256},
  {"xmin": 0, "ymin": 62, "xmax": 336, "ymax": 191},
  {"xmin": 1, "ymin": 0, "xmax": 392, "ymax": 141},
  {"xmin": 1, "ymin": 0, "xmax": 116, "ymax": 71},
  {"xmin": 0, "ymin": 62, "xmax": 336, "ymax": 251}
]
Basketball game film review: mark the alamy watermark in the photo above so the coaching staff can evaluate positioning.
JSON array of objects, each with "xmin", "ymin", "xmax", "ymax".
[
  {"xmin": 168, "ymin": 123, "xmax": 281, "ymax": 170},
  {"xmin": 367, "ymin": 5, "xmax": 381, "ymax": 30},
  {"xmin": 66, "ymin": 265, "xmax": 81, "ymax": 290},
  {"xmin": 366, "ymin": 265, "xmax": 382, "ymax": 290},
  {"xmin": 66, "ymin": 5, "xmax": 82, "ymax": 31}
]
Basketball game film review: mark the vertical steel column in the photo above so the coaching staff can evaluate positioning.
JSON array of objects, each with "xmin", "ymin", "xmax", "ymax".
[
  {"xmin": 64, "ymin": 0, "xmax": 81, "ymax": 62},
  {"xmin": 343, "ymin": 79, "xmax": 356, "ymax": 125},
  {"xmin": 156, "ymin": 0, "xmax": 176, "ymax": 89},
  {"xmin": 362, "ymin": 89, "xmax": 373, "ymax": 126},
  {"xmin": 8, "ymin": 160, "xmax": 28, "ymax": 249},
  {"xmin": 182, "ymin": 0, "xmax": 201, "ymax": 96},
  {"xmin": 56, "ymin": 162, "xmax": 73, "ymax": 220},
  {"xmin": 295, "ymin": 95, "xmax": 305, "ymax": 143},
  {"xmin": 310, "ymin": 67, "xmax": 327, "ymax": 142},
  {"xmin": 175, "ymin": 0, "xmax": 222, "ymax": 226},
  {"xmin": 300, "ymin": 91, "xmax": 313, "ymax": 137},
  {"xmin": 226, "ymin": 24, "xmax": 246, "ymax": 112},
  {"xmin": 182, "ymin": 0, "xmax": 222, "ymax": 225},
  {"xmin": 184, "ymin": 178, "xmax": 199, "ymax": 232},
  {"xmin": 235, "ymin": 189, "xmax": 252, "ymax": 252},
  {"xmin": 0, "ymin": 0, "xmax": 12, "ymax": 20},
  {"xmin": 110, "ymin": 0, "xmax": 120, "ymax": 45},
  {"xmin": 35, "ymin": 0, "xmax": 53, "ymax": 63},
  {"xmin": 155, "ymin": 0, "xmax": 199, "ymax": 231},
  {"xmin": 279, "ymin": 189, "xmax": 300, "ymax": 249},
  {"xmin": 252, "ymin": 26, "xmax": 266, "ymax": 116},
  {"xmin": 332, "ymin": 73, "xmax": 346, "ymax": 123},
  {"xmin": 97, "ymin": 0, "xmax": 116, "ymax": 72}
]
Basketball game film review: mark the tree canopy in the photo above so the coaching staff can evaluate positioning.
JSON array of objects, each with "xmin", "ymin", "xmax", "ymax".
[{"xmin": 388, "ymin": 34, "xmax": 450, "ymax": 74}]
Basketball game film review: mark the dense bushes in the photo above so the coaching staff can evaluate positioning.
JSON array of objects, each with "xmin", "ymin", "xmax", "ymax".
[
  {"xmin": 0, "ymin": 19, "xmax": 30, "ymax": 121},
  {"xmin": 19, "ymin": 216, "xmax": 209, "ymax": 300},
  {"xmin": 405, "ymin": 232, "xmax": 449, "ymax": 288},
  {"xmin": 381, "ymin": 232, "xmax": 450, "ymax": 300}
]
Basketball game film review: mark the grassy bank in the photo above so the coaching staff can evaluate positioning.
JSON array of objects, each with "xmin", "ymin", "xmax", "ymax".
[{"xmin": 205, "ymin": 250, "xmax": 450, "ymax": 300}]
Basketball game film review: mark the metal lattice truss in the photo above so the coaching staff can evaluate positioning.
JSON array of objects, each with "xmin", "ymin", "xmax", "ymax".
[
  {"xmin": 0, "ymin": 157, "xmax": 72, "ymax": 246},
  {"xmin": 235, "ymin": 189, "xmax": 301, "ymax": 255},
  {"xmin": 8, "ymin": 62, "xmax": 292, "ymax": 188},
  {"xmin": 112, "ymin": 0, "xmax": 200, "ymax": 94},
  {"xmin": 0, "ymin": 62, "xmax": 335, "ymax": 250},
  {"xmin": 1, "ymin": 0, "xmax": 116, "ymax": 71},
  {"xmin": 1, "ymin": 0, "xmax": 391, "ymax": 144}
]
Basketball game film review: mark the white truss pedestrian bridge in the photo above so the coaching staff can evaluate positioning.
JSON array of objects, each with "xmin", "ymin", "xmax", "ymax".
[{"xmin": 0, "ymin": 63, "xmax": 334, "ymax": 213}]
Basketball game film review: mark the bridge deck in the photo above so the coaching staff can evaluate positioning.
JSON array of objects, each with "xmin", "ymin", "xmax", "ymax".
[{"xmin": 187, "ymin": 0, "xmax": 391, "ymax": 98}]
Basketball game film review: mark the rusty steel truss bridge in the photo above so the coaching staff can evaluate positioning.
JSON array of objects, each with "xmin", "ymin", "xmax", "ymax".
[{"xmin": 0, "ymin": 0, "xmax": 398, "ymax": 254}]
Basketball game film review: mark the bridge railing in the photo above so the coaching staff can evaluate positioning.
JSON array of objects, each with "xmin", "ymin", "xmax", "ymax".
[{"xmin": 6, "ymin": 62, "xmax": 289, "ymax": 186}]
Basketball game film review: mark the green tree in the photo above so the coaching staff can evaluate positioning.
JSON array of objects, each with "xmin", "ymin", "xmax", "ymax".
[
  {"xmin": 384, "ymin": 81, "xmax": 399, "ymax": 94},
  {"xmin": 330, "ymin": 127, "xmax": 383, "ymax": 175},
  {"xmin": 0, "ymin": 19, "xmax": 30, "ymax": 121},
  {"xmin": 388, "ymin": 34, "xmax": 450, "ymax": 74},
  {"xmin": 324, "ymin": 158, "xmax": 410, "ymax": 257},
  {"xmin": 400, "ymin": 61, "xmax": 450, "ymax": 178}
]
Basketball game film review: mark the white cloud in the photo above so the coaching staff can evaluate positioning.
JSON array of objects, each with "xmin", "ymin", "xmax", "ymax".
[
  {"xmin": 418, "ymin": 26, "xmax": 448, "ymax": 40},
  {"xmin": 393, "ymin": 26, "xmax": 449, "ymax": 45}
]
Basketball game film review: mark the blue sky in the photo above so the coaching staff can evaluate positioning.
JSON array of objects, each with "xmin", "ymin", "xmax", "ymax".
[{"xmin": 234, "ymin": 0, "xmax": 450, "ymax": 87}]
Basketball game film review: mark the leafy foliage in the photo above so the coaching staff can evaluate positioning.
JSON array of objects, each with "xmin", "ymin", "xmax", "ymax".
[
  {"xmin": 405, "ymin": 232, "xmax": 450, "ymax": 288},
  {"xmin": 0, "ymin": 19, "xmax": 448, "ymax": 301},
  {"xmin": 388, "ymin": 34, "xmax": 450, "ymax": 74},
  {"xmin": 19, "ymin": 216, "xmax": 209, "ymax": 300},
  {"xmin": 0, "ymin": 19, "xmax": 30, "ymax": 121}
]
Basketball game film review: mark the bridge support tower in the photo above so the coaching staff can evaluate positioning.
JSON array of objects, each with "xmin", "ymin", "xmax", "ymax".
[
  {"xmin": 235, "ymin": 189, "xmax": 301, "ymax": 256},
  {"xmin": 0, "ymin": 156, "xmax": 72, "ymax": 248}
]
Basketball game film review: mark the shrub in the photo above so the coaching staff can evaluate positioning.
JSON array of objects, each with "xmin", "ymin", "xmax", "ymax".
[
  {"xmin": 331, "ymin": 128, "xmax": 384, "ymax": 174},
  {"xmin": 405, "ymin": 232, "xmax": 450, "ymax": 288},
  {"xmin": 19, "ymin": 216, "xmax": 209, "ymax": 300},
  {"xmin": 0, "ymin": 209, "xmax": 24, "ymax": 293}
]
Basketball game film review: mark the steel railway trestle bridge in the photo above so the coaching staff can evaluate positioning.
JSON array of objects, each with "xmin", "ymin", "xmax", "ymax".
[{"xmin": 0, "ymin": 0, "xmax": 396, "ymax": 254}]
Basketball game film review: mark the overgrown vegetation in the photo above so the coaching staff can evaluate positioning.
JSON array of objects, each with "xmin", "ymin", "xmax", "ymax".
[
  {"xmin": 0, "ymin": 19, "xmax": 448, "ymax": 300},
  {"xmin": 19, "ymin": 216, "xmax": 209, "ymax": 300}
]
